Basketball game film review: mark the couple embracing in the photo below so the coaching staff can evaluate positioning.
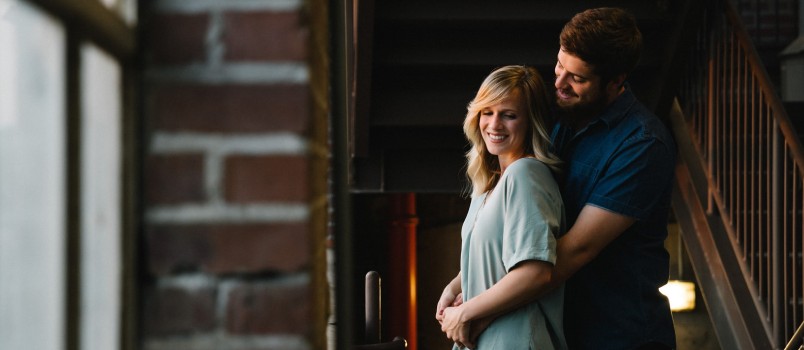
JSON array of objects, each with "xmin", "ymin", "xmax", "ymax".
[{"xmin": 436, "ymin": 8, "xmax": 677, "ymax": 350}]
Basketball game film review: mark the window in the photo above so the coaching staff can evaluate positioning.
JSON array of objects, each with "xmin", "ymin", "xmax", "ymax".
[
  {"xmin": 0, "ymin": 0, "xmax": 137, "ymax": 349},
  {"xmin": 0, "ymin": 2, "xmax": 66, "ymax": 349}
]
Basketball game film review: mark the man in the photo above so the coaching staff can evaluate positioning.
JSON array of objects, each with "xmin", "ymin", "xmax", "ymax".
[
  {"xmin": 439, "ymin": 7, "xmax": 677, "ymax": 350},
  {"xmin": 550, "ymin": 7, "xmax": 676, "ymax": 349}
]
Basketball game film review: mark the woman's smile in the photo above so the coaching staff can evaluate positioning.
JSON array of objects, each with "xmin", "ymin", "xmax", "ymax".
[{"xmin": 479, "ymin": 89, "xmax": 528, "ymax": 171}]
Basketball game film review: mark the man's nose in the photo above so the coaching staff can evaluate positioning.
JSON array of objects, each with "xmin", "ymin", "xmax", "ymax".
[{"xmin": 555, "ymin": 72, "xmax": 568, "ymax": 89}]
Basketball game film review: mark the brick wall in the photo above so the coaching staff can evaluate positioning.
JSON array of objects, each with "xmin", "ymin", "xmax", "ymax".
[{"xmin": 141, "ymin": 0, "xmax": 329, "ymax": 349}]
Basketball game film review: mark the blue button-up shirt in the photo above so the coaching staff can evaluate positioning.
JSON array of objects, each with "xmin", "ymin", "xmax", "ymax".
[{"xmin": 551, "ymin": 86, "xmax": 677, "ymax": 349}]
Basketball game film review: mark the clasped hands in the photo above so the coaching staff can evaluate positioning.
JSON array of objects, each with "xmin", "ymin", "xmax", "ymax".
[{"xmin": 436, "ymin": 292, "xmax": 491, "ymax": 349}]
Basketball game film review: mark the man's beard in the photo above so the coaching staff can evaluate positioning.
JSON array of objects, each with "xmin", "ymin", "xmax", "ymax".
[
  {"xmin": 555, "ymin": 89, "xmax": 610, "ymax": 128},
  {"xmin": 555, "ymin": 92, "xmax": 608, "ymax": 121}
]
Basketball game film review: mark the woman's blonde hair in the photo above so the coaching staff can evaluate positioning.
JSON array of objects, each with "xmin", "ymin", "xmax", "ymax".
[{"xmin": 463, "ymin": 65, "xmax": 561, "ymax": 196}]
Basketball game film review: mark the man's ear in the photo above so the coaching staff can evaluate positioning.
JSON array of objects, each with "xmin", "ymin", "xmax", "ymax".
[
  {"xmin": 608, "ymin": 74, "xmax": 627, "ymax": 90},
  {"xmin": 603, "ymin": 73, "xmax": 628, "ymax": 101}
]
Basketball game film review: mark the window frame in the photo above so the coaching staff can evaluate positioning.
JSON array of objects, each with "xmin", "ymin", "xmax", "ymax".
[{"xmin": 25, "ymin": 1, "xmax": 138, "ymax": 349}]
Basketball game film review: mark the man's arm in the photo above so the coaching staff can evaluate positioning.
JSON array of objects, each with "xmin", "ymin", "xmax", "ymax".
[
  {"xmin": 441, "ymin": 260, "xmax": 552, "ymax": 348},
  {"xmin": 465, "ymin": 204, "xmax": 635, "ymax": 344},
  {"xmin": 552, "ymin": 204, "xmax": 635, "ymax": 285}
]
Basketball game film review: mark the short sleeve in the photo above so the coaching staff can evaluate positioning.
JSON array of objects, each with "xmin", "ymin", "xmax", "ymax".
[
  {"xmin": 499, "ymin": 159, "xmax": 564, "ymax": 271},
  {"xmin": 587, "ymin": 136, "xmax": 675, "ymax": 220}
]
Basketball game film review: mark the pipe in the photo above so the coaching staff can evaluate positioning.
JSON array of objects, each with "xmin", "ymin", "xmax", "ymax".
[{"xmin": 388, "ymin": 193, "xmax": 418, "ymax": 350}]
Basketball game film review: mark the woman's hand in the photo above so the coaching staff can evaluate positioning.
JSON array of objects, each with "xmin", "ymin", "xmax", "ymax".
[
  {"xmin": 441, "ymin": 305, "xmax": 475, "ymax": 349},
  {"xmin": 436, "ymin": 290, "xmax": 463, "ymax": 324},
  {"xmin": 436, "ymin": 274, "xmax": 463, "ymax": 324}
]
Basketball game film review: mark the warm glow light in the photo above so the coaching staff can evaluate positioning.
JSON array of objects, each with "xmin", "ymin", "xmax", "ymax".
[{"xmin": 659, "ymin": 280, "xmax": 696, "ymax": 312}]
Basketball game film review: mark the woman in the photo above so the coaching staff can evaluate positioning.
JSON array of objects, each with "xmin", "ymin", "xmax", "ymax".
[{"xmin": 435, "ymin": 65, "xmax": 567, "ymax": 349}]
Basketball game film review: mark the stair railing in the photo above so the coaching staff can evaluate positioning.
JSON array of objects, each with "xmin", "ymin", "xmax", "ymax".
[
  {"xmin": 784, "ymin": 321, "xmax": 804, "ymax": 350},
  {"xmin": 676, "ymin": 0, "xmax": 804, "ymax": 346}
]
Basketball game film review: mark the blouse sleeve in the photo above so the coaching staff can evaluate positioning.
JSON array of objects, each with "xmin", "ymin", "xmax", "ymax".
[{"xmin": 500, "ymin": 159, "xmax": 565, "ymax": 272}]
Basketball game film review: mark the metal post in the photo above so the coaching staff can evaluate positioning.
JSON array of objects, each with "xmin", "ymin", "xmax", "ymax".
[
  {"xmin": 365, "ymin": 271, "xmax": 381, "ymax": 344},
  {"xmin": 708, "ymin": 47, "xmax": 716, "ymax": 214},
  {"xmin": 773, "ymin": 120, "xmax": 784, "ymax": 346},
  {"xmin": 333, "ymin": 0, "xmax": 356, "ymax": 348}
]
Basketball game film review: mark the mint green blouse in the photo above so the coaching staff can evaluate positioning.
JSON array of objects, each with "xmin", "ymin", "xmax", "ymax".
[{"xmin": 458, "ymin": 158, "xmax": 567, "ymax": 350}]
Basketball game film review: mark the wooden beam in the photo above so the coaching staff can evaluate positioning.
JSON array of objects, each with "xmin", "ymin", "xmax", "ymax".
[{"xmin": 28, "ymin": 0, "xmax": 135, "ymax": 60}]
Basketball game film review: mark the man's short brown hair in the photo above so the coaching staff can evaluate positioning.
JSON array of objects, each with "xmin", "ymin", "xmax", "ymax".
[{"xmin": 559, "ymin": 7, "xmax": 642, "ymax": 84}]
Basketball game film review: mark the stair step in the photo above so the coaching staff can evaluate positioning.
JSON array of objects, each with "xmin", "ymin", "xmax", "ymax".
[
  {"xmin": 368, "ymin": 64, "xmax": 662, "ymax": 127},
  {"xmin": 353, "ymin": 0, "xmax": 690, "ymax": 192},
  {"xmin": 375, "ymin": 1, "xmax": 673, "ymax": 23},
  {"xmin": 371, "ymin": 88, "xmax": 470, "ymax": 127},
  {"xmin": 353, "ymin": 147, "xmax": 467, "ymax": 192},
  {"xmin": 375, "ymin": 40, "xmax": 558, "ymax": 68},
  {"xmin": 372, "ymin": 126, "xmax": 465, "ymax": 147},
  {"xmin": 373, "ymin": 16, "xmax": 671, "ymax": 69}
]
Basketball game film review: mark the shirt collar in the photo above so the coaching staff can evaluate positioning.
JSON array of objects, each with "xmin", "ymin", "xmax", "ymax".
[{"xmin": 595, "ymin": 83, "xmax": 637, "ymax": 128}]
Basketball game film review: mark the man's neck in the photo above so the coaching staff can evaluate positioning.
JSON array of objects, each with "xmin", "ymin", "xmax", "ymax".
[
  {"xmin": 607, "ymin": 84, "xmax": 626, "ymax": 104},
  {"xmin": 566, "ymin": 84, "xmax": 626, "ymax": 131}
]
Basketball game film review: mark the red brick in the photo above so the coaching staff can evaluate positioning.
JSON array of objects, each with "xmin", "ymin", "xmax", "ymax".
[
  {"xmin": 146, "ymin": 13, "xmax": 209, "ymax": 64},
  {"xmin": 146, "ymin": 223, "xmax": 310, "ymax": 276},
  {"xmin": 142, "ymin": 285, "xmax": 216, "ymax": 335},
  {"xmin": 224, "ymin": 156, "xmax": 308, "ymax": 203},
  {"xmin": 223, "ymin": 11, "xmax": 308, "ymax": 61},
  {"xmin": 150, "ymin": 85, "xmax": 309, "ymax": 133},
  {"xmin": 145, "ymin": 154, "xmax": 206, "ymax": 205},
  {"xmin": 226, "ymin": 280, "xmax": 311, "ymax": 335}
]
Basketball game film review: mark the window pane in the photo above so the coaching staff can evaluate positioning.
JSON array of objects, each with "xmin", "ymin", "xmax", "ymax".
[
  {"xmin": 80, "ymin": 43, "xmax": 122, "ymax": 350},
  {"xmin": 0, "ymin": 1, "xmax": 66, "ymax": 350}
]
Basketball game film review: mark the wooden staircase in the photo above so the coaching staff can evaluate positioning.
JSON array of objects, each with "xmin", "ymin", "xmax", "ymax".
[
  {"xmin": 670, "ymin": 0, "xmax": 804, "ymax": 348},
  {"xmin": 350, "ymin": 0, "xmax": 689, "ymax": 193}
]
